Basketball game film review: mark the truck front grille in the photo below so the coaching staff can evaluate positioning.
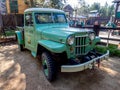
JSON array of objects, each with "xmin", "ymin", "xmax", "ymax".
[{"xmin": 75, "ymin": 35, "xmax": 88, "ymax": 56}]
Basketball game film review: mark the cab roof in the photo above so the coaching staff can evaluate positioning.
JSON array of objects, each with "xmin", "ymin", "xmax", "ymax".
[{"xmin": 24, "ymin": 8, "xmax": 64, "ymax": 13}]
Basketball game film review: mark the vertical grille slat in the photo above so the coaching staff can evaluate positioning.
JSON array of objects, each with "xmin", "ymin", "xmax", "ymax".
[
  {"xmin": 75, "ymin": 36, "xmax": 88, "ymax": 55},
  {"xmin": 84, "ymin": 37, "xmax": 85, "ymax": 53},
  {"xmin": 82, "ymin": 38, "xmax": 83, "ymax": 54}
]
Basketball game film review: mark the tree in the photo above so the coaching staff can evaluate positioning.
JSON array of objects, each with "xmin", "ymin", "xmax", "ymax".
[
  {"xmin": 24, "ymin": 0, "xmax": 45, "ymax": 7},
  {"xmin": 29, "ymin": 0, "xmax": 34, "ymax": 7},
  {"xmin": 46, "ymin": 0, "xmax": 66, "ymax": 9},
  {"xmin": 77, "ymin": 0, "xmax": 90, "ymax": 16},
  {"xmin": 100, "ymin": 6, "xmax": 107, "ymax": 17},
  {"xmin": 24, "ymin": 0, "xmax": 66, "ymax": 9},
  {"xmin": 90, "ymin": 2, "xmax": 101, "ymax": 12},
  {"xmin": 50, "ymin": 0, "xmax": 61, "ymax": 8},
  {"xmin": 89, "ymin": 2, "xmax": 115, "ymax": 17},
  {"xmin": 36, "ymin": 0, "xmax": 45, "ymax": 7},
  {"xmin": 24, "ymin": 0, "xmax": 34, "ymax": 7},
  {"xmin": 99, "ymin": 2, "xmax": 114, "ymax": 17},
  {"xmin": 107, "ymin": 5, "xmax": 114, "ymax": 17}
]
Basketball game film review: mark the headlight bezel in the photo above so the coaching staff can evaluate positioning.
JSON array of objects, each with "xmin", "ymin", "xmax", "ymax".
[
  {"xmin": 67, "ymin": 35, "xmax": 75, "ymax": 45},
  {"xmin": 88, "ymin": 32, "xmax": 95, "ymax": 40}
]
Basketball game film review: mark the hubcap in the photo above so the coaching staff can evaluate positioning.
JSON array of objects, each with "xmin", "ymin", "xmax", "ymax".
[{"xmin": 42, "ymin": 58, "xmax": 48, "ymax": 76}]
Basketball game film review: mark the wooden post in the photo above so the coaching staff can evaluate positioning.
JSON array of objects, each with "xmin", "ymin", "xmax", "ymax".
[
  {"xmin": 114, "ymin": 2, "xmax": 119, "ymax": 23},
  {"xmin": 0, "ymin": 14, "xmax": 3, "ymax": 32},
  {"xmin": 0, "ymin": 14, "xmax": 6, "ymax": 36},
  {"xmin": 107, "ymin": 30, "xmax": 111, "ymax": 47},
  {"xmin": 14, "ymin": 11, "xmax": 18, "ymax": 26}
]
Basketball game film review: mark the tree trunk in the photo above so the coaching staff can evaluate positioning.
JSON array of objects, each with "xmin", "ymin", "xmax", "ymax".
[{"xmin": 29, "ymin": 0, "xmax": 34, "ymax": 7}]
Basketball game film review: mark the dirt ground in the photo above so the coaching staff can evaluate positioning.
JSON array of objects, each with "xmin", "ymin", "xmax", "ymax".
[{"xmin": 0, "ymin": 44, "xmax": 120, "ymax": 90}]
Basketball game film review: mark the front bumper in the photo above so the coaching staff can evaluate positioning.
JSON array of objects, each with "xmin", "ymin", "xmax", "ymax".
[{"xmin": 61, "ymin": 50, "xmax": 109, "ymax": 72}]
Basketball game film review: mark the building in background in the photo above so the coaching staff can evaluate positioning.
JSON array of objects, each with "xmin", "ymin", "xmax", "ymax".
[
  {"xmin": 0, "ymin": 0, "xmax": 7, "ymax": 14},
  {"xmin": 88, "ymin": 10, "xmax": 99, "ymax": 18},
  {"xmin": 6, "ymin": 0, "xmax": 28, "ymax": 14},
  {"xmin": 63, "ymin": 4, "xmax": 74, "ymax": 19}
]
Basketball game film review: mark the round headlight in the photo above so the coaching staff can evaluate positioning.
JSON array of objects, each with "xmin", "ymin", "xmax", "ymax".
[
  {"xmin": 67, "ymin": 36, "xmax": 74, "ymax": 45},
  {"xmin": 89, "ymin": 33, "xmax": 95, "ymax": 40}
]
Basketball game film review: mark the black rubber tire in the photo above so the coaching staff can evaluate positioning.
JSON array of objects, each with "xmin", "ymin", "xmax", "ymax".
[{"xmin": 41, "ymin": 52, "xmax": 57, "ymax": 82}]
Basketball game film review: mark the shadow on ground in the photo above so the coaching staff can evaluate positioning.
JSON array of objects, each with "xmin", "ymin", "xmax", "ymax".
[{"xmin": 0, "ymin": 44, "xmax": 120, "ymax": 90}]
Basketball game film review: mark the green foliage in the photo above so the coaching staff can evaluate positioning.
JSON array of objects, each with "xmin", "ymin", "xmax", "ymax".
[
  {"xmin": 5, "ymin": 31, "xmax": 15, "ymax": 36},
  {"xmin": 47, "ymin": 0, "xmax": 66, "ymax": 9},
  {"xmin": 95, "ymin": 44, "xmax": 120, "ymax": 57},
  {"xmin": 28, "ymin": 0, "xmax": 66, "ymax": 9},
  {"xmin": 108, "ymin": 44, "xmax": 117, "ymax": 49},
  {"xmin": 28, "ymin": 0, "xmax": 46, "ymax": 7},
  {"xmin": 100, "ymin": 4, "xmax": 114, "ymax": 17},
  {"xmin": 0, "ymin": 31, "xmax": 15, "ymax": 37},
  {"xmin": 90, "ymin": 2, "xmax": 101, "ymax": 12},
  {"xmin": 95, "ymin": 45, "xmax": 107, "ymax": 53},
  {"xmin": 90, "ymin": 2, "xmax": 115, "ymax": 17},
  {"xmin": 49, "ymin": 0, "xmax": 61, "ymax": 9},
  {"xmin": 77, "ymin": 0, "xmax": 90, "ymax": 15}
]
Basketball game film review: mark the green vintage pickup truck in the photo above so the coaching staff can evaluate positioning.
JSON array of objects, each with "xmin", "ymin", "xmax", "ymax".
[{"xmin": 16, "ymin": 8, "xmax": 109, "ymax": 81}]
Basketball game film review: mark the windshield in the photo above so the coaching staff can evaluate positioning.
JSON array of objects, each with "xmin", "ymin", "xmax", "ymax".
[{"xmin": 35, "ymin": 13, "xmax": 67, "ymax": 24}]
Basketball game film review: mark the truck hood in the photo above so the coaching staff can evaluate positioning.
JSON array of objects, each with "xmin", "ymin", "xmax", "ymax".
[{"xmin": 41, "ymin": 27, "xmax": 92, "ymax": 43}]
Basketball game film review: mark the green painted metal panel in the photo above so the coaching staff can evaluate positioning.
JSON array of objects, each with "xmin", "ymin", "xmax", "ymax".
[
  {"xmin": 21, "ymin": 8, "xmax": 101, "ymax": 59},
  {"xmin": 31, "ymin": 51, "xmax": 37, "ymax": 58},
  {"xmin": 24, "ymin": 13, "xmax": 36, "ymax": 52},
  {"xmin": 38, "ymin": 40, "xmax": 66, "ymax": 53},
  {"xmin": 15, "ymin": 31, "xmax": 24, "ymax": 45},
  {"xmin": 116, "ymin": 12, "xmax": 120, "ymax": 19}
]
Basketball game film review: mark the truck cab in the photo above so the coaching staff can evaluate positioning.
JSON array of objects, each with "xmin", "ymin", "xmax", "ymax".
[{"xmin": 16, "ymin": 8, "xmax": 109, "ymax": 81}]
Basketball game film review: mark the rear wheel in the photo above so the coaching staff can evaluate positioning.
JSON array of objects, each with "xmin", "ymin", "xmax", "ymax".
[{"xmin": 41, "ymin": 52, "xmax": 57, "ymax": 81}]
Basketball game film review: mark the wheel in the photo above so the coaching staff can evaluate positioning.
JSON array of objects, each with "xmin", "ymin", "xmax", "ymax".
[
  {"xmin": 41, "ymin": 52, "xmax": 57, "ymax": 81},
  {"xmin": 19, "ymin": 44, "xmax": 24, "ymax": 51}
]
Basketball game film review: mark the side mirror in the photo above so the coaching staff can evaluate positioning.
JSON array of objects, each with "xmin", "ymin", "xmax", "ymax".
[{"xmin": 26, "ymin": 15, "xmax": 30, "ymax": 20}]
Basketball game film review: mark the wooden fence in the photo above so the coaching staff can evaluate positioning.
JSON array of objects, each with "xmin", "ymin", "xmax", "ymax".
[
  {"xmin": 81, "ymin": 26, "xmax": 120, "ymax": 46},
  {"xmin": 86, "ymin": 17, "xmax": 110, "ymax": 25},
  {"xmin": 0, "ymin": 14, "xmax": 24, "ymax": 36}
]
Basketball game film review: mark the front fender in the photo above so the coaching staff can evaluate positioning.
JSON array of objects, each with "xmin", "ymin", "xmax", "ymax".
[
  {"xmin": 38, "ymin": 40, "xmax": 66, "ymax": 53},
  {"xmin": 15, "ymin": 31, "xmax": 24, "ymax": 45}
]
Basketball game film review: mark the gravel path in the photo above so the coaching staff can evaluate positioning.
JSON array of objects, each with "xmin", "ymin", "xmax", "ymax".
[{"xmin": 0, "ymin": 44, "xmax": 120, "ymax": 90}]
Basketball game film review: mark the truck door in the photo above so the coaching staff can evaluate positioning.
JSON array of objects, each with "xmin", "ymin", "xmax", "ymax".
[{"xmin": 24, "ymin": 13, "xmax": 35, "ymax": 51}]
